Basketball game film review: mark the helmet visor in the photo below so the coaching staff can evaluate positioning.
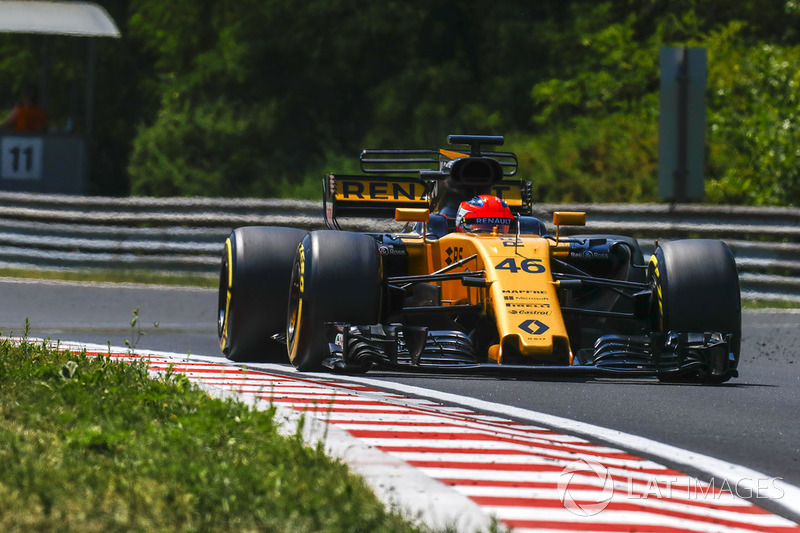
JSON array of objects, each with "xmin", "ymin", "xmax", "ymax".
[{"xmin": 461, "ymin": 216, "xmax": 512, "ymax": 233}]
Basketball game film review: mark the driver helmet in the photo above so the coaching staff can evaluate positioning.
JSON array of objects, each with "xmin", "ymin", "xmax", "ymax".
[{"xmin": 455, "ymin": 194, "xmax": 513, "ymax": 234}]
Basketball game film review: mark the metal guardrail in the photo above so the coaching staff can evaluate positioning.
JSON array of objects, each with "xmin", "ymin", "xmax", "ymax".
[{"xmin": 0, "ymin": 191, "xmax": 798, "ymax": 301}]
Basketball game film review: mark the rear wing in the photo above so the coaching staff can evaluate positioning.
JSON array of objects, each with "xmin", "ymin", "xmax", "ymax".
[
  {"xmin": 324, "ymin": 174, "xmax": 531, "ymax": 229},
  {"xmin": 324, "ymin": 175, "xmax": 430, "ymax": 229},
  {"xmin": 359, "ymin": 148, "xmax": 518, "ymax": 176}
]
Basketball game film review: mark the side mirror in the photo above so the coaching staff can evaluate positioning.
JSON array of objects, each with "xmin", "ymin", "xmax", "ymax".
[
  {"xmin": 552, "ymin": 211, "xmax": 586, "ymax": 226},
  {"xmin": 552, "ymin": 211, "xmax": 586, "ymax": 243},
  {"xmin": 395, "ymin": 208, "xmax": 430, "ymax": 223}
]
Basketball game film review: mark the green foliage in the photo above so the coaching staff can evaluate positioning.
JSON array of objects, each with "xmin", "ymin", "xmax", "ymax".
[
  {"xmin": 704, "ymin": 22, "xmax": 800, "ymax": 205},
  {"xmin": 510, "ymin": 102, "xmax": 660, "ymax": 203},
  {"xmin": 530, "ymin": 8, "xmax": 658, "ymax": 126},
  {"xmin": 3, "ymin": 0, "xmax": 800, "ymax": 204},
  {"xmin": 129, "ymin": 97, "xmax": 280, "ymax": 196},
  {"xmin": 524, "ymin": 1, "xmax": 800, "ymax": 206},
  {"xmin": 0, "ymin": 337, "xmax": 427, "ymax": 532}
]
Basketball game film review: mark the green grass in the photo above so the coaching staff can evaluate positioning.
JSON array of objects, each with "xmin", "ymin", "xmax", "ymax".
[
  {"xmin": 0, "ymin": 336, "xmax": 430, "ymax": 532},
  {"xmin": 741, "ymin": 299, "xmax": 800, "ymax": 310},
  {"xmin": 0, "ymin": 268, "xmax": 217, "ymax": 289}
]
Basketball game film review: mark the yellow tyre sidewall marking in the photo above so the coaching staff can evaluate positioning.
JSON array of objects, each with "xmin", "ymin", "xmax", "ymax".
[
  {"xmin": 649, "ymin": 254, "xmax": 664, "ymax": 330},
  {"xmin": 220, "ymin": 237, "xmax": 233, "ymax": 351},
  {"xmin": 288, "ymin": 243, "xmax": 305, "ymax": 363}
]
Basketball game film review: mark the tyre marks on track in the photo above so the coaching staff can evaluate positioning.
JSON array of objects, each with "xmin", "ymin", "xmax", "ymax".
[{"xmin": 51, "ymin": 343, "xmax": 800, "ymax": 533}]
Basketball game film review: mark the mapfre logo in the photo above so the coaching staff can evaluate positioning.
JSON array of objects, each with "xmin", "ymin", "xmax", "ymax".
[{"xmin": 557, "ymin": 459, "xmax": 615, "ymax": 516}]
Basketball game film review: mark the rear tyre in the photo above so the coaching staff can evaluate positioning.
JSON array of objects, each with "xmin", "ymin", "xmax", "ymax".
[
  {"xmin": 287, "ymin": 231, "xmax": 383, "ymax": 371},
  {"xmin": 218, "ymin": 226, "xmax": 307, "ymax": 362},
  {"xmin": 649, "ymin": 239, "xmax": 741, "ymax": 383}
]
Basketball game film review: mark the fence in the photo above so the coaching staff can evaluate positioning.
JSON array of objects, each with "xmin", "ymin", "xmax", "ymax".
[{"xmin": 1, "ymin": 191, "xmax": 798, "ymax": 302}]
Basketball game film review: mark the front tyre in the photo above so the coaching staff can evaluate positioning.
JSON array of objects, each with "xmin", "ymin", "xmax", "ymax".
[
  {"xmin": 218, "ymin": 226, "xmax": 307, "ymax": 362},
  {"xmin": 649, "ymin": 239, "xmax": 741, "ymax": 383},
  {"xmin": 287, "ymin": 231, "xmax": 383, "ymax": 371}
]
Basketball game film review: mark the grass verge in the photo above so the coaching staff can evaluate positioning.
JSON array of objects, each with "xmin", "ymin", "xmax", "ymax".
[
  {"xmin": 741, "ymin": 299, "xmax": 800, "ymax": 310},
  {"xmin": 0, "ymin": 268, "xmax": 217, "ymax": 289},
  {"xmin": 0, "ymin": 336, "xmax": 429, "ymax": 532}
]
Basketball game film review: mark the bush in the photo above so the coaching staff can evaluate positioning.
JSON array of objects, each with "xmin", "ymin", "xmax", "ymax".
[
  {"xmin": 129, "ymin": 97, "xmax": 281, "ymax": 197},
  {"xmin": 705, "ymin": 22, "xmax": 800, "ymax": 205}
]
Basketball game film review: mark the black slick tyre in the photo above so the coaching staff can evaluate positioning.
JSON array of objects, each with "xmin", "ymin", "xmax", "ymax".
[
  {"xmin": 649, "ymin": 239, "xmax": 741, "ymax": 383},
  {"xmin": 287, "ymin": 231, "xmax": 383, "ymax": 371},
  {"xmin": 218, "ymin": 226, "xmax": 307, "ymax": 362}
]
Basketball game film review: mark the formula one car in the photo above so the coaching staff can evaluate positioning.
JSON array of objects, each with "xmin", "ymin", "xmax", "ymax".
[{"xmin": 218, "ymin": 135, "xmax": 741, "ymax": 383}]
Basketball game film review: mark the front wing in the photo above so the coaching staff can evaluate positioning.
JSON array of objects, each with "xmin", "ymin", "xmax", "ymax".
[{"xmin": 321, "ymin": 323, "xmax": 738, "ymax": 382}]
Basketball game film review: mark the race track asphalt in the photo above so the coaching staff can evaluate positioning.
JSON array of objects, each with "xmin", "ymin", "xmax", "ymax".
[{"xmin": 2, "ymin": 278, "xmax": 797, "ymax": 490}]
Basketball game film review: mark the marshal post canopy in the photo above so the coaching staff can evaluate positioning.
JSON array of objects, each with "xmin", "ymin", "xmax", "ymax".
[
  {"xmin": 0, "ymin": 1, "xmax": 120, "ymax": 194},
  {"xmin": 0, "ymin": 1, "xmax": 120, "ymax": 37}
]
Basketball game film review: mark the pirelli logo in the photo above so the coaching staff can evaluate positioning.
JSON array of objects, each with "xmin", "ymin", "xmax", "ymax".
[{"xmin": 334, "ymin": 179, "xmax": 428, "ymax": 203}]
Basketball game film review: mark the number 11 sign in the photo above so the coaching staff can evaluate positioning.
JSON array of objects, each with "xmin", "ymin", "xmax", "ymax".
[{"xmin": 1, "ymin": 137, "xmax": 44, "ymax": 180}]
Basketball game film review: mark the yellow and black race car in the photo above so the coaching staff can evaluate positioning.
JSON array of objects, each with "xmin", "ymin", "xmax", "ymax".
[{"xmin": 218, "ymin": 135, "xmax": 741, "ymax": 383}]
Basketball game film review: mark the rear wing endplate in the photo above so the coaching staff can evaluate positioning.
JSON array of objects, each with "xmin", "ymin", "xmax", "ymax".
[{"xmin": 324, "ymin": 175, "xmax": 430, "ymax": 229}]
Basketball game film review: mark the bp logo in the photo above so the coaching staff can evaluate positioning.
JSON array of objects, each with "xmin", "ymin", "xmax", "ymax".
[{"xmin": 556, "ymin": 459, "xmax": 615, "ymax": 516}]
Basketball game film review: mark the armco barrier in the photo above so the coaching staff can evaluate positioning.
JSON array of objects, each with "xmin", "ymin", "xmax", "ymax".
[{"xmin": 0, "ymin": 191, "xmax": 797, "ymax": 302}]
